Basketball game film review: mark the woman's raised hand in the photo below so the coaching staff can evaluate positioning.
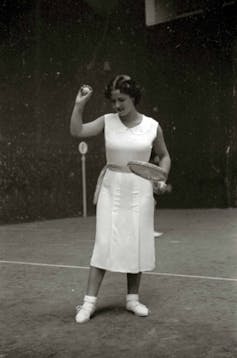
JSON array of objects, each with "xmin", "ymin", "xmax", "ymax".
[{"xmin": 75, "ymin": 85, "xmax": 93, "ymax": 105}]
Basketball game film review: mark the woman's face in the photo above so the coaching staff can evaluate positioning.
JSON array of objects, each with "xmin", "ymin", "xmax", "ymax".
[{"xmin": 110, "ymin": 90, "xmax": 135, "ymax": 117}]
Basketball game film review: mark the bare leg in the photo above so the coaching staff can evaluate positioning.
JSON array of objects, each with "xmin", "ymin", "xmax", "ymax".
[
  {"xmin": 86, "ymin": 266, "xmax": 106, "ymax": 296},
  {"xmin": 126, "ymin": 272, "xmax": 149, "ymax": 316},
  {"xmin": 75, "ymin": 266, "xmax": 105, "ymax": 323},
  {"xmin": 127, "ymin": 272, "xmax": 142, "ymax": 294}
]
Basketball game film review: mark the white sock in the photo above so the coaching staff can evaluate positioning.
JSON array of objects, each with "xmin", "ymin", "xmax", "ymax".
[
  {"xmin": 126, "ymin": 294, "xmax": 139, "ymax": 302},
  {"xmin": 84, "ymin": 295, "xmax": 97, "ymax": 304}
]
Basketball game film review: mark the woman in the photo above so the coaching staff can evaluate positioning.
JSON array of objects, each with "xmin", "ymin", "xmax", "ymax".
[{"xmin": 70, "ymin": 74, "xmax": 171, "ymax": 323}]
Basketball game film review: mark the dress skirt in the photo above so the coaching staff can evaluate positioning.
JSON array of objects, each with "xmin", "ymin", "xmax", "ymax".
[{"xmin": 90, "ymin": 168, "xmax": 156, "ymax": 273}]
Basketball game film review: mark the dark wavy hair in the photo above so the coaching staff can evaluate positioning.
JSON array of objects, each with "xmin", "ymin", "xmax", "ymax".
[{"xmin": 104, "ymin": 74, "xmax": 142, "ymax": 106}]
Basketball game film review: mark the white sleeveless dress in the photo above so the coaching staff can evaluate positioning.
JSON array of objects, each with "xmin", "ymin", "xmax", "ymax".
[{"xmin": 90, "ymin": 113, "xmax": 158, "ymax": 273}]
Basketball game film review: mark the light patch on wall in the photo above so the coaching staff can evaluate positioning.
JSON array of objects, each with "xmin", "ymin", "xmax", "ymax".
[{"xmin": 145, "ymin": 0, "xmax": 235, "ymax": 26}]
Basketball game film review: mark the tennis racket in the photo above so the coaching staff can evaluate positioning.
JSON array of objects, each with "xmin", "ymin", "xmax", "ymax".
[
  {"xmin": 127, "ymin": 160, "xmax": 172, "ymax": 194},
  {"xmin": 127, "ymin": 161, "xmax": 167, "ymax": 181}
]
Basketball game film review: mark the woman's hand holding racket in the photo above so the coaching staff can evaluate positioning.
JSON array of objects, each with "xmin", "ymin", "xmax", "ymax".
[
  {"xmin": 152, "ymin": 181, "xmax": 172, "ymax": 194},
  {"xmin": 75, "ymin": 85, "xmax": 93, "ymax": 106}
]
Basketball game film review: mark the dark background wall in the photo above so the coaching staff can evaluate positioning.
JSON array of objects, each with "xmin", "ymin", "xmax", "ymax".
[{"xmin": 0, "ymin": 0, "xmax": 237, "ymax": 223}]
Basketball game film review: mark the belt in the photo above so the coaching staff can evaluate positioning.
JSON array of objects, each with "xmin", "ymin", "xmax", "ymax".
[
  {"xmin": 93, "ymin": 164, "xmax": 131, "ymax": 205},
  {"xmin": 107, "ymin": 164, "xmax": 131, "ymax": 173}
]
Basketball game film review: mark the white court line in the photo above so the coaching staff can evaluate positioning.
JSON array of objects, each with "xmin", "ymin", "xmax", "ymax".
[{"xmin": 1, "ymin": 260, "xmax": 237, "ymax": 282}]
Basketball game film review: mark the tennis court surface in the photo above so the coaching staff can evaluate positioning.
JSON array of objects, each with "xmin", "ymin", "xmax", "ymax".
[{"xmin": 1, "ymin": 209, "xmax": 237, "ymax": 358}]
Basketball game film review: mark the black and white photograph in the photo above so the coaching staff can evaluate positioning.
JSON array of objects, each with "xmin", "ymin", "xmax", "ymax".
[{"xmin": 1, "ymin": 1, "xmax": 237, "ymax": 357}]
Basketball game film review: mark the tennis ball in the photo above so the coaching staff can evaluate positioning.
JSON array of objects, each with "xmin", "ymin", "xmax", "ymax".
[{"xmin": 81, "ymin": 86, "xmax": 90, "ymax": 95}]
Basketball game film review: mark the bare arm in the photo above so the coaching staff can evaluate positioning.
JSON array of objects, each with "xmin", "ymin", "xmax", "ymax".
[
  {"xmin": 152, "ymin": 125, "xmax": 171, "ymax": 179},
  {"xmin": 70, "ymin": 86, "xmax": 104, "ymax": 138}
]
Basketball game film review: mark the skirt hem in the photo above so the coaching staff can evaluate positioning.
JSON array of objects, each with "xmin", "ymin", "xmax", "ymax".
[{"xmin": 90, "ymin": 263, "xmax": 156, "ymax": 274}]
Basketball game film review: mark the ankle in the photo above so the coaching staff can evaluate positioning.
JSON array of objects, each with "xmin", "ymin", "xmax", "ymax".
[{"xmin": 82, "ymin": 295, "xmax": 97, "ymax": 311}]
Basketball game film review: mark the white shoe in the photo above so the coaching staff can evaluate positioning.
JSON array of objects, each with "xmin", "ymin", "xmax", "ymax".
[
  {"xmin": 75, "ymin": 295, "xmax": 97, "ymax": 323},
  {"xmin": 126, "ymin": 294, "xmax": 149, "ymax": 317}
]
